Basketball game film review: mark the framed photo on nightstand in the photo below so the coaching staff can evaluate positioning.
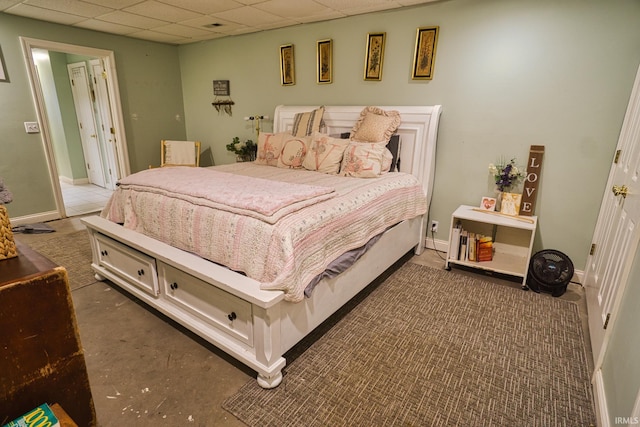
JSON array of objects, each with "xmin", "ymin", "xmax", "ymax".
[
  {"xmin": 500, "ymin": 192, "xmax": 522, "ymax": 216},
  {"xmin": 480, "ymin": 197, "xmax": 497, "ymax": 211}
]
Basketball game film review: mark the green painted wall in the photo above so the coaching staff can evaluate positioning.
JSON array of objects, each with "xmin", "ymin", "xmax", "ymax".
[
  {"xmin": 0, "ymin": 12, "xmax": 186, "ymax": 217},
  {"xmin": 178, "ymin": 0, "xmax": 640, "ymax": 271}
]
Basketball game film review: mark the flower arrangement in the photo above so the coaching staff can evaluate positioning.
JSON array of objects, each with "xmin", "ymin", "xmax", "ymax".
[
  {"xmin": 226, "ymin": 137, "xmax": 257, "ymax": 161},
  {"xmin": 489, "ymin": 157, "xmax": 524, "ymax": 192}
]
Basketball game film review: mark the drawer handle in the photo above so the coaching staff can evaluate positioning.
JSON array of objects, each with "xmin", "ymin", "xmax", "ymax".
[
  {"xmin": 101, "ymin": 250, "xmax": 108, "ymax": 256},
  {"xmin": 170, "ymin": 282, "xmax": 178, "ymax": 290},
  {"xmin": 138, "ymin": 269, "xmax": 145, "ymax": 276},
  {"xmin": 228, "ymin": 312, "xmax": 237, "ymax": 321}
]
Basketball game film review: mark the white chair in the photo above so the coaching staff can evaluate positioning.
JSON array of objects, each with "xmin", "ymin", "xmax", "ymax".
[{"xmin": 160, "ymin": 140, "xmax": 201, "ymax": 167}]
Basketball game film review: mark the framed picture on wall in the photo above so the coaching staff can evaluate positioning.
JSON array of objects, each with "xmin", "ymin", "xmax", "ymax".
[
  {"xmin": 364, "ymin": 32, "xmax": 386, "ymax": 81},
  {"xmin": 279, "ymin": 44, "xmax": 295, "ymax": 86},
  {"xmin": 411, "ymin": 26, "xmax": 439, "ymax": 80},
  {"xmin": 317, "ymin": 39, "xmax": 332, "ymax": 84},
  {"xmin": 0, "ymin": 45, "xmax": 7, "ymax": 82}
]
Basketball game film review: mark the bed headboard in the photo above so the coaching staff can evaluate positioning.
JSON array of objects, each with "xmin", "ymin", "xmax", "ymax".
[{"xmin": 273, "ymin": 105, "xmax": 442, "ymax": 206}]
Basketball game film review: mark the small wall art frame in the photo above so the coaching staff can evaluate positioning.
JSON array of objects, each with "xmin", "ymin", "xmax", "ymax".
[
  {"xmin": 412, "ymin": 26, "xmax": 439, "ymax": 80},
  {"xmin": 213, "ymin": 80, "xmax": 230, "ymax": 96},
  {"xmin": 279, "ymin": 44, "xmax": 295, "ymax": 86},
  {"xmin": 364, "ymin": 32, "xmax": 386, "ymax": 81},
  {"xmin": 317, "ymin": 39, "xmax": 332, "ymax": 84}
]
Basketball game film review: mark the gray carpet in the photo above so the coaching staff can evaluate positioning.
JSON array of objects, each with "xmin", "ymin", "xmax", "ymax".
[
  {"xmin": 21, "ymin": 230, "xmax": 96, "ymax": 290},
  {"xmin": 223, "ymin": 263, "xmax": 596, "ymax": 426}
]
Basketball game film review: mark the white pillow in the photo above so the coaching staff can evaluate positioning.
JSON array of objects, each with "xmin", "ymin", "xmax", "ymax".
[
  {"xmin": 302, "ymin": 133, "xmax": 350, "ymax": 174},
  {"xmin": 340, "ymin": 141, "xmax": 392, "ymax": 178}
]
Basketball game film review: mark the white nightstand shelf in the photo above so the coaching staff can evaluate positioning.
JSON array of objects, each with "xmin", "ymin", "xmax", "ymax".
[{"xmin": 445, "ymin": 205, "xmax": 537, "ymax": 286}]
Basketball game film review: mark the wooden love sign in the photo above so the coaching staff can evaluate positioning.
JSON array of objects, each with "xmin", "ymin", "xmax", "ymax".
[{"xmin": 520, "ymin": 145, "xmax": 544, "ymax": 216}]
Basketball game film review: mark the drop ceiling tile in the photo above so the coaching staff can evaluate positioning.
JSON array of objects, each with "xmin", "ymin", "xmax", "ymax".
[
  {"xmin": 350, "ymin": 4, "xmax": 403, "ymax": 15},
  {"xmin": 124, "ymin": 0, "xmax": 201, "ymax": 22},
  {"xmin": 96, "ymin": 10, "xmax": 168, "ymax": 28},
  {"xmin": 158, "ymin": 0, "xmax": 244, "ymax": 15},
  {"xmin": 129, "ymin": 29, "xmax": 187, "ymax": 43},
  {"xmin": 81, "ymin": 0, "xmax": 142, "ymax": 8},
  {"xmin": 179, "ymin": 16, "xmax": 245, "ymax": 32},
  {"xmin": 214, "ymin": 23, "xmax": 250, "ymax": 36},
  {"xmin": 256, "ymin": 19, "xmax": 300, "ymax": 31},
  {"xmin": 315, "ymin": 0, "xmax": 400, "ymax": 11},
  {"xmin": 74, "ymin": 18, "xmax": 140, "ymax": 35},
  {"xmin": 297, "ymin": 10, "xmax": 346, "ymax": 24},
  {"xmin": 23, "ymin": 0, "xmax": 111, "ymax": 17},
  {"xmin": 4, "ymin": 3, "xmax": 85, "ymax": 24},
  {"xmin": 153, "ymin": 23, "xmax": 210, "ymax": 37},
  {"xmin": 234, "ymin": 0, "xmax": 267, "ymax": 5},
  {"xmin": 212, "ymin": 5, "xmax": 284, "ymax": 26},
  {"xmin": 252, "ymin": 0, "xmax": 327, "ymax": 20},
  {"xmin": 177, "ymin": 32, "xmax": 227, "ymax": 43},
  {"xmin": 398, "ymin": 0, "xmax": 437, "ymax": 4},
  {"xmin": 0, "ymin": 0, "xmax": 25, "ymax": 9}
]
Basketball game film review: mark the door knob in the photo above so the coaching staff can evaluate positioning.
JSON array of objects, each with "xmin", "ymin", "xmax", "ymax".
[{"xmin": 612, "ymin": 185, "xmax": 629, "ymax": 198}]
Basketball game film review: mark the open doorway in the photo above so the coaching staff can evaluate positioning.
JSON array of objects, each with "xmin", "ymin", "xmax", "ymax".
[{"xmin": 20, "ymin": 37, "xmax": 130, "ymax": 218}]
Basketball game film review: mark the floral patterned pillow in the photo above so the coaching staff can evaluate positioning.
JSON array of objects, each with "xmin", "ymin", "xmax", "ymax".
[
  {"xmin": 302, "ymin": 133, "xmax": 350, "ymax": 174},
  {"xmin": 350, "ymin": 106, "xmax": 401, "ymax": 143},
  {"xmin": 255, "ymin": 132, "xmax": 288, "ymax": 166},
  {"xmin": 277, "ymin": 135, "xmax": 310, "ymax": 169},
  {"xmin": 340, "ymin": 141, "xmax": 393, "ymax": 178}
]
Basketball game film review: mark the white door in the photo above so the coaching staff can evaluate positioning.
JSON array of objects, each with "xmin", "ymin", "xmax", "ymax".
[
  {"xmin": 68, "ymin": 62, "xmax": 106, "ymax": 188},
  {"xmin": 584, "ymin": 64, "xmax": 640, "ymax": 361},
  {"xmin": 90, "ymin": 59, "xmax": 120, "ymax": 190}
]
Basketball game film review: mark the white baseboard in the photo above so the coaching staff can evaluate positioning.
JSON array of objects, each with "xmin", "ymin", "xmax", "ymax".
[
  {"xmin": 9, "ymin": 210, "xmax": 61, "ymax": 226},
  {"xmin": 424, "ymin": 236, "xmax": 448, "ymax": 253},
  {"xmin": 59, "ymin": 176, "xmax": 90, "ymax": 185},
  {"xmin": 593, "ymin": 369, "xmax": 609, "ymax": 427}
]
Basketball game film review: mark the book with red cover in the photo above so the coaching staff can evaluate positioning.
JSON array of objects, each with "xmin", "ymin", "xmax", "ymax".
[{"xmin": 476, "ymin": 235, "xmax": 493, "ymax": 262}]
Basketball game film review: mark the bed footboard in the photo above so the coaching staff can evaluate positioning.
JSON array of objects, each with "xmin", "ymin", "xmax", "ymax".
[{"xmin": 81, "ymin": 215, "xmax": 422, "ymax": 388}]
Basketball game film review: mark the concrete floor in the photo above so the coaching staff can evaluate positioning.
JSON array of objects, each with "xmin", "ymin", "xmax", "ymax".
[{"xmin": 14, "ymin": 216, "xmax": 591, "ymax": 426}]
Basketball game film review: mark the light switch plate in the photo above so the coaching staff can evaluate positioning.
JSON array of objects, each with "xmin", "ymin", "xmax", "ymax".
[{"xmin": 24, "ymin": 122, "xmax": 40, "ymax": 133}]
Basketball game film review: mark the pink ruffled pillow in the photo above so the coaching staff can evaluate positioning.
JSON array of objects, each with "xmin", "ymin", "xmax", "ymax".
[{"xmin": 350, "ymin": 106, "xmax": 401, "ymax": 143}]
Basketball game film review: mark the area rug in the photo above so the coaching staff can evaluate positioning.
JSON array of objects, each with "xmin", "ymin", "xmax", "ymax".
[
  {"xmin": 223, "ymin": 263, "xmax": 595, "ymax": 426},
  {"xmin": 22, "ymin": 230, "xmax": 96, "ymax": 290}
]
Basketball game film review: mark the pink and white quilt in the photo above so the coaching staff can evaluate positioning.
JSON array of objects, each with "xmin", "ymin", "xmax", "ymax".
[{"xmin": 102, "ymin": 163, "xmax": 427, "ymax": 302}]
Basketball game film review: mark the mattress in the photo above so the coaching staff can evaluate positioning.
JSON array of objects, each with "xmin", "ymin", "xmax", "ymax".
[{"xmin": 102, "ymin": 163, "xmax": 427, "ymax": 302}]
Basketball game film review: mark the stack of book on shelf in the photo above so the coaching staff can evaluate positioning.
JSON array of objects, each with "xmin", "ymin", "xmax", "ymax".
[{"xmin": 449, "ymin": 225, "xmax": 493, "ymax": 262}]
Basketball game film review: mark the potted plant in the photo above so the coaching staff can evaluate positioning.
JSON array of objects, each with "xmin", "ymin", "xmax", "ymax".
[{"xmin": 226, "ymin": 137, "xmax": 257, "ymax": 162}]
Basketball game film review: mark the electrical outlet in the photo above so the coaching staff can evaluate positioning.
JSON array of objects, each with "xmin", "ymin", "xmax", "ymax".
[
  {"xmin": 24, "ymin": 122, "xmax": 40, "ymax": 134},
  {"xmin": 430, "ymin": 220, "xmax": 439, "ymax": 233}
]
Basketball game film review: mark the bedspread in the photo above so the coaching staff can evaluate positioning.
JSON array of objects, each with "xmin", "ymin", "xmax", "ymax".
[
  {"xmin": 114, "ymin": 167, "xmax": 335, "ymax": 224},
  {"xmin": 102, "ymin": 163, "xmax": 427, "ymax": 302}
]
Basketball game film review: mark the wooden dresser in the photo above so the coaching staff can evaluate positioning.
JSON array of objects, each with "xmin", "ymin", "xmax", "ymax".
[{"xmin": 0, "ymin": 242, "xmax": 96, "ymax": 426}]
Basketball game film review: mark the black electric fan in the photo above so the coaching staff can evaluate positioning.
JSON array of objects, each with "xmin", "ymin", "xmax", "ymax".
[{"xmin": 525, "ymin": 249, "xmax": 574, "ymax": 297}]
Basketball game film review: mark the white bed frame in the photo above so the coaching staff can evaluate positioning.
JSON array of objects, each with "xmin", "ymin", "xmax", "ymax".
[{"xmin": 81, "ymin": 105, "xmax": 442, "ymax": 388}]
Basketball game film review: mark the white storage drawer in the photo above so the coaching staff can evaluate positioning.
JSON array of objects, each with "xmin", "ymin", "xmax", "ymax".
[
  {"xmin": 158, "ymin": 262, "xmax": 253, "ymax": 346},
  {"xmin": 95, "ymin": 233, "xmax": 159, "ymax": 297}
]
